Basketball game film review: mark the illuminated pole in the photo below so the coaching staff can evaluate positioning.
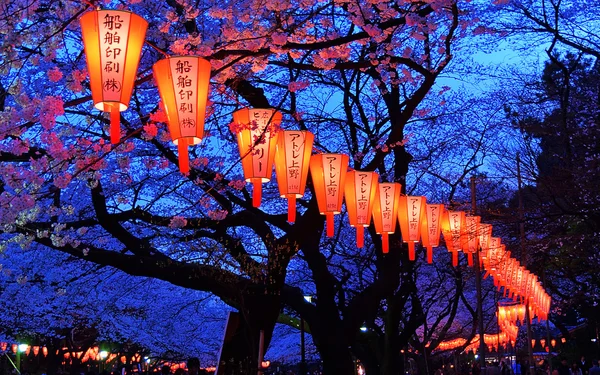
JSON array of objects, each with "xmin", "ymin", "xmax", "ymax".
[
  {"xmin": 516, "ymin": 154, "xmax": 536, "ymax": 375},
  {"xmin": 471, "ymin": 176, "xmax": 487, "ymax": 375}
]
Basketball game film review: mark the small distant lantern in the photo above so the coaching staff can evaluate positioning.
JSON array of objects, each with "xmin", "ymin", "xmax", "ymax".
[
  {"xmin": 531, "ymin": 339, "xmax": 536, "ymax": 348},
  {"xmin": 0, "ymin": 342, "xmax": 6, "ymax": 352},
  {"xmin": 464, "ymin": 216, "xmax": 480, "ymax": 267},
  {"xmin": 561, "ymin": 337, "xmax": 566, "ymax": 344},
  {"xmin": 309, "ymin": 153, "xmax": 349, "ymax": 237},
  {"xmin": 398, "ymin": 196, "xmax": 426, "ymax": 261},
  {"xmin": 232, "ymin": 108, "xmax": 281, "ymax": 207},
  {"xmin": 11, "ymin": 344, "xmax": 17, "ymax": 354},
  {"xmin": 33, "ymin": 346, "xmax": 40, "ymax": 356},
  {"xmin": 551, "ymin": 339, "xmax": 556, "ymax": 348},
  {"xmin": 540, "ymin": 339, "xmax": 546, "ymax": 348},
  {"xmin": 344, "ymin": 171, "xmax": 379, "ymax": 248},
  {"xmin": 153, "ymin": 57, "xmax": 211, "ymax": 173},
  {"xmin": 42, "ymin": 346, "xmax": 48, "ymax": 357},
  {"xmin": 421, "ymin": 203, "xmax": 444, "ymax": 263},
  {"xmin": 488, "ymin": 237, "xmax": 502, "ymax": 271},
  {"xmin": 478, "ymin": 223, "xmax": 492, "ymax": 264},
  {"xmin": 442, "ymin": 210, "xmax": 466, "ymax": 266},
  {"xmin": 80, "ymin": 10, "xmax": 148, "ymax": 144},
  {"xmin": 274, "ymin": 130, "xmax": 314, "ymax": 222},
  {"xmin": 372, "ymin": 182, "xmax": 402, "ymax": 253}
]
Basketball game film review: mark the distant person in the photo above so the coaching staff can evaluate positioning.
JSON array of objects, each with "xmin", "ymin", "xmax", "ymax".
[
  {"xmin": 188, "ymin": 358, "xmax": 200, "ymax": 375},
  {"xmin": 558, "ymin": 359, "xmax": 570, "ymax": 375},
  {"xmin": 581, "ymin": 357, "xmax": 591, "ymax": 375},
  {"xmin": 588, "ymin": 361, "xmax": 600, "ymax": 375}
]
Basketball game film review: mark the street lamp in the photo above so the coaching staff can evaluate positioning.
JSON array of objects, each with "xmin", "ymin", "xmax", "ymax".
[{"xmin": 360, "ymin": 326, "xmax": 368, "ymax": 332}]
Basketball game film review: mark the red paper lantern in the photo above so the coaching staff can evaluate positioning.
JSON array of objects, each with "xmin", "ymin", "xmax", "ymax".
[
  {"xmin": 344, "ymin": 171, "xmax": 379, "ymax": 248},
  {"xmin": 33, "ymin": 346, "xmax": 40, "ymax": 356},
  {"xmin": 42, "ymin": 347, "xmax": 48, "ymax": 356},
  {"xmin": 153, "ymin": 57, "xmax": 211, "ymax": 173},
  {"xmin": 0, "ymin": 342, "xmax": 6, "ymax": 352},
  {"xmin": 232, "ymin": 108, "xmax": 281, "ymax": 207},
  {"xmin": 372, "ymin": 182, "xmax": 402, "ymax": 253},
  {"xmin": 421, "ymin": 203, "xmax": 444, "ymax": 263},
  {"xmin": 398, "ymin": 196, "xmax": 426, "ymax": 261},
  {"xmin": 309, "ymin": 153, "xmax": 349, "ymax": 237},
  {"xmin": 441, "ymin": 210, "xmax": 466, "ymax": 266},
  {"xmin": 80, "ymin": 10, "xmax": 148, "ymax": 144},
  {"xmin": 464, "ymin": 216, "xmax": 480, "ymax": 267},
  {"xmin": 274, "ymin": 130, "xmax": 314, "ymax": 222}
]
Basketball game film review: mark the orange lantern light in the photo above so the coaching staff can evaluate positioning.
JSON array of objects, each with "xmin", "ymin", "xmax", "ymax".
[
  {"xmin": 42, "ymin": 347, "xmax": 48, "ymax": 356},
  {"xmin": 0, "ymin": 342, "xmax": 6, "ymax": 351},
  {"xmin": 11, "ymin": 344, "xmax": 17, "ymax": 354},
  {"xmin": 540, "ymin": 339, "xmax": 546, "ymax": 348},
  {"xmin": 25, "ymin": 346, "xmax": 31, "ymax": 356},
  {"xmin": 421, "ymin": 203, "xmax": 444, "ymax": 263},
  {"xmin": 274, "ymin": 130, "xmax": 314, "ymax": 222},
  {"xmin": 153, "ymin": 57, "xmax": 211, "ymax": 173},
  {"xmin": 464, "ymin": 216, "xmax": 480, "ymax": 267},
  {"xmin": 442, "ymin": 210, "xmax": 466, "ymax": 266},
  {"xmin": 80, "ymin": 10, "xmax": 148, "ymax": 144},
  {"xmin": 531, "ymin": 339, "xmax": 536, "ymax": 348},
  {"xmin": 309, "ymin": 153, "xmax": 349, "ymax": 237},
  {"xmin": 561, "ymin": 337, "xmax": 566, "ymax": 344},
  {"xmin": 372, "ymin": 182, "xmax": 402, "ymax": 253},
  {"xmin": 551, "ymin": 339, "xmax": 556, "ymax": 348},
  {"xmin": 33, "ymin": 346, "xmax": 40, "ymax": 356},
  {"xmin": 344, "ymin": 171, "xmax": 379, "ymax": 248},
  {"xmin": 398, "ymin": 195, "xmax": 426, "ymax": 261},
  {"xmin": 232, "ymin": 108, "xmax": 281, "ymax": 207}
]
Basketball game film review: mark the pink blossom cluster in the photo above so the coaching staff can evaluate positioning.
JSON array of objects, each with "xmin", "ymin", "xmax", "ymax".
[
  {"xmin": 288, "ymin": 81, "xmax": 310, "ymax": 93},
  {"xmin": 169, "ymin": 216, "xmax": 188, "ymax": 229},
  {"xmin": 39, "ymin": 96, "xmax": 65, "ymax": 130}
]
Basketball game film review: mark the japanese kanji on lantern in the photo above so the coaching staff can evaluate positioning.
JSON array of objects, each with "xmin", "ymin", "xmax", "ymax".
[
  {"xmin": 421, "ymin": 203, "xmax": 444, "ymax": 263},
  {"xmin": 232, "ymin": 108, "xmax": 281, "ymax": 207},
  {"xmin": 372, "ymin": 182, "xmax": 401, "ymax": 254},
  {"xmin": 153, "ymin": 56, "xmax": 211, "ymax": 173},
  {"xmin": 464, "ymin": 215, "xmax": 481, "ymax": 267},
  {"xmin": 441, "ymin": 210, "xmax": 466, "ymax": 266},
  {"xmin": 274, "ymin": 130, "xmax": 314, "ymax": 222},
  {"xmin": 398, "ymin": 195, "xmax": 426, "ymax": 261},
  {"xmin": 80, "ymin": 10, "xmax": 148, "ymax": 144},
  {"xmin": 345, "ymin": 171, "xmax": 379, "ymax": 248},
  {"xmin": 309, "ymin": 153, "xmax": 349, "ymax": 237}
]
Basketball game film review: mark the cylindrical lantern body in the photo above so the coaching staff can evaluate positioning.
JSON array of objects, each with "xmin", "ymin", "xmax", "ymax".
[
  {"xmin": 232, "ymin": 108, "xmax": 281, "ymax": 207},
  {"xmin": 478, "ymin": 223, "xmax": 492, "ymax": 260},
  {"xmin": 309, "ymin": 153, "xmax": 349, "ymax": 237},
  {"xmin": 464, "ymin": 215, "xmax": 480, "ymax": 266},
  {"xmin": 80, "ymin": 10, "xmax": 148, "ymax": 143},
  {"xmin": 398, "ymin": 195, "xmax": 426, "ymax": 261},
  {"xmin": 421, "ymin": 203, "xmax": 444, "ymax": 263},
  {"xmin": 344, "ymin": 171, "xmax": 379, "ymax": 248},
  {"xmin": 441, "ymin": 210, "xmax": 465, "ymax": 266},
  {"xmin": 372, "ymin": 182, "xmax": 402, "ymax": 253},
  {"xmin": 274, "ymin": 130, "xmax": 314, "ymax": 222},
  {"xmin": 153, "ymin": 56, "xmax": 211, "ymax": 173}
]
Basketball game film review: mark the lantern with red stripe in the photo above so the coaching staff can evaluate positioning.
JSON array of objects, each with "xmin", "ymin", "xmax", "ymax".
[
  {"xmin": 398, "ymin": 195, "xmax": 426, "ymax": 261},
  {"xmin": 80, "ymin": 10, "xmax": 148, "ymax": 144},
  {"xmin": 421, "ymin": 203, "xmax": 444, "ymax": 263},
  {"xmin": 309, "ymin": 153, "xmax": 349, "ymax": 237},
  {"xmin": 153, "ymin": 57, "xmax": 211, "ymax": 173},
  {"xmin": 441, "ymin": 210, "xmax": 466, "ymax": 266},
  {"xmin": 478, "ymin": 223, "xmax": 492, "ymax": 264},
  {"xmin": 344, "ymin": 171, "xmax": 379, "ymax": 248},
  {"xmin": 274, "ymin": 130, "xmax": 314, "ymax": 222},
  {"xmin": 232, "ymin": 108, "xmax": 281, "ymax": 207},
  {"xmin": 464, "ymin": 215, "xmax": 480, "ymax": 267},
  {"xmin": 372, "ymin": 182, "xmax": 402, "ymax": 253}
]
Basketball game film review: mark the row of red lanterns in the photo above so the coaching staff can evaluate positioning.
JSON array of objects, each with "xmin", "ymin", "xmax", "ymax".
[
  {"xmin": 0, "ymin": 343, "xmax": 48, "ymax": 356},
  {"xmin": 78, "ymin": 10, "xmax": 550, "ymax": 316}
]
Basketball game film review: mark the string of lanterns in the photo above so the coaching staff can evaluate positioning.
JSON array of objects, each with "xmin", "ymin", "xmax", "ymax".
[{"xmin": 78, "ymin": 8, "xmax": 550, "ymax": 317}]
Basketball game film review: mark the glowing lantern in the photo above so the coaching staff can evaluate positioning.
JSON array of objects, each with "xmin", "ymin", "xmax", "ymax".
[
  {"xmin": 372, "ymin": 182, "xmax": 402, "ymax": 253},
  {"xmin": 398, "ymin": 196, "xmax": 426, "ymax": 261},
  {"xmin": 421, "ymin": 203, "xmax": 444, "ymax": 263},
  {"xmin": 0, "ymin": 342, "xmax": 6, "ymax": 351},
  {"xmin": 464, "ymin": 216, "xmax": 480, "ymax": 267},
  {"xmin": 531, "ymin": 339, "xmax": 536, "ymax": 348},
  {"xmin": 344, "ymin": 171, "xmax": 379, "ymax": 248},
  {"xmin": 309, "ymin": 153, "xmax": 349, "ymax": 237},
  {"xmin": 33, "ymin": 346, "xmax": 40, "ymax": 356},
  {"xmin": 42, "ymin": 347, "xmax": 48, "ymax": 356},
  {"xmin": 232, "ymin": 108, "xmax": 281, "ymax": 207},
  {"xmin": 488, "ymin": 237, "xmax": 502, "ymax": 271},
  {"xmin": 274, "ymin": 130, "xmax": 314, "ymax": 222},
  {"xmin": 561, "ymin": 338, "xmax": 566, "ymax": 344},
  {"xmin": 551, "ymin": 339, "xmax": 556, "ymax": 348},
  {"xmin": 80, "ymin": 10, "xmax": 148, "ymax": 144},
  {"xmin": 540, "ymin": 339, "xmax": 545, "ymax": 348},
  {"xmin": 153, "ymin": 57, "xmax": 211, "ymax": 173},
  {"xmin": 11, "ymin": 344, "xmax": 17, "ymax": 354},
  {"xmin": 442, "ymin": 210, "xmax": 466, "ymax": 266}
]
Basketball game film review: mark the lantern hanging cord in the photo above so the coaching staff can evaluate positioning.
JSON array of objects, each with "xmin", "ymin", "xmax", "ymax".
[{"xmin": 145, "ymin": 41, "xmax": 170, "ymax": 58}]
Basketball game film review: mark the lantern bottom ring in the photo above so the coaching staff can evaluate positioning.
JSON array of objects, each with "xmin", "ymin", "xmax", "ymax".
[
  {"xmin": 246, "ymin": 177, "xmax": 270, "ymax": 183},
  {"xmin": 174, "ymin": 136, "xmax": 202, "ymax": 146},
  {"xmin": 98, "ymin": 101, "xmax": 128, "ymax": 112}
]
